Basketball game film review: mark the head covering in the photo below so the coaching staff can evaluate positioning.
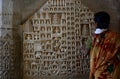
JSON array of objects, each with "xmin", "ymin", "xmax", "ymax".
[{"xmin": 94, "ymin": 11, "xmax": 110, "ymax": 29}]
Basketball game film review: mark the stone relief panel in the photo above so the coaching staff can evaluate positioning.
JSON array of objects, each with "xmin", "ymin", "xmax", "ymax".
[{"xmin": 23, "ymin": 0, "xmax": 95, "ymax": 79}]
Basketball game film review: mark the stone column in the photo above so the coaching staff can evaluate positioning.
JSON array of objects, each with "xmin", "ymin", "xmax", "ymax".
[{"xmin": 0, "ymin": 0, "xmax": 21, "ymax": 79}]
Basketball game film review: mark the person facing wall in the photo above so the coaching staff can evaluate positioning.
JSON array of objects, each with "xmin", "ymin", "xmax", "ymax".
[{"xmin": 88, "ymin": 11, "xmax": 120, "ymax": 79}]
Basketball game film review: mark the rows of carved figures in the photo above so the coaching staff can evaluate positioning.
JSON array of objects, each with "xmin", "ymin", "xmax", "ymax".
[{"xmin": 23, "ymin": 0, "xmax": 95, "ymax": 78}]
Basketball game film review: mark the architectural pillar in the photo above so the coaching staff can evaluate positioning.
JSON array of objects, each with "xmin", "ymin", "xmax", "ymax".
[{"xmin": 0, "ymin": 0, "xmax": 21, "ymax": 79}]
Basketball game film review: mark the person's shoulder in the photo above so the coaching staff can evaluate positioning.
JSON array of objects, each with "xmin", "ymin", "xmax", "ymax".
[
  {"xmin": 107, "ymin": 30, "xmax": 120, "ymax": 36},
  {"xmin": 105, "ymin": 31, "xmax": 120, "ymax": 43}
]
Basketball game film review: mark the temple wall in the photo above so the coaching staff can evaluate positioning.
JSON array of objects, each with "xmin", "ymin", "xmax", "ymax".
[
  {"xmin": 0, "ymin": 0, "xmax": 119, "ymax": 79},
  {"xmin": 22, "ymin": 0, "xmax": 95, "ymax": 79}
]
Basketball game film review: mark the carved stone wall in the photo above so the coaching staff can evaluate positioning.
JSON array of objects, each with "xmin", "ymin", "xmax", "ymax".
[
  {"xmin": 0, "ymin": 0, "xmax": 21, "ymax": 79},
  {"xmin": 23, "ymin": 0, "xmax": 95, "ymax": 79}
]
